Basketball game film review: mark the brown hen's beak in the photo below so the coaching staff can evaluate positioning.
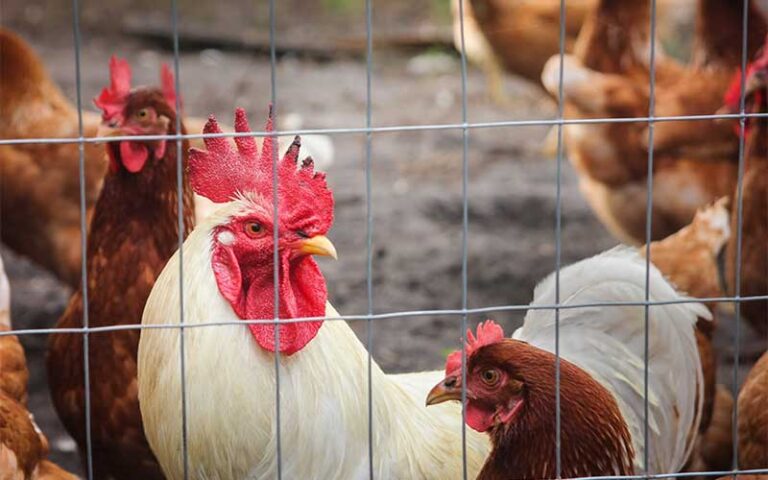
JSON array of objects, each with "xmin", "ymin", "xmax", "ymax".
[
  {"xmin": 426, "ymin": 375, "xmax": 463, "ymax": 407},
  {"xmin": 95, "ymin": 124, "xmax": 123, "ymax": 142},
  {"xmin": 296, "ymin": 235, "xmax": 338, "ymax": 260}
]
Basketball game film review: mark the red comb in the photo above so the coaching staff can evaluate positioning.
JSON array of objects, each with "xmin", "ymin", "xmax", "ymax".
[
  {"xmin": 724, "ymin": 34, "xmax": 768, "ymax": 109},
  {"xmin": 94, "ymin": 55, "xmax": 131, "ymax": 120},
  {"xmin": 444, "ymin": 320, "xmax": 505, "ymax": 375},
  {"xmin": 189, "ymin": 106, "xmax": 334, "ymax": 230},
  {"xmin": 161, "ymin": 64, "xmax": 181, "ymax": 111}
]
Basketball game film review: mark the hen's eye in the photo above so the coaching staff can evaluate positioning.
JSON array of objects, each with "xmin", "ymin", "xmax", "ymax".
[
  {"xmin": 244, "ymin": 222, "xmax": 264, "ymax": 238},
  {"xmin": 481, "ymin": 369, "xmax": 500, "ymax": 385},
  {"xmin": 136, "ymin": 109, "xmax": 149, "ymax": 119}
]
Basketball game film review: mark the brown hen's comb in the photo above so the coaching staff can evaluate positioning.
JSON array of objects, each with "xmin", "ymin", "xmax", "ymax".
[
  {"xmin": 189, "ymin": 106, "xmax": 334, "ymax": 228},
  {"xmin": 161, "ymin": 63, "xmax": 180, "ymax": 111},
  {"xmin": 93, "ymin": 56, "xmax": 181, "ymax": 120},
  {"xmin": 94, "ymin": 55, "xmax": 132, "ymax": 120},
  {"xmin": 724, "ymin": 34, "xmax": 768, "ymax": 109},
  {"xmin": 444, "ymin": 320, "xmax": 505, "ymax": 375}
]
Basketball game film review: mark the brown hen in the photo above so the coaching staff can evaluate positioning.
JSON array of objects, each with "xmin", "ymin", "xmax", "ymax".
[
  {"xmin": 541, "ymin": 0, "xmax": 764, "ymax": 244},
  {"xmin": 0, "ymin": 28, "xmax": 107, "ymax": 288},
  {"xmin": 0, "ymin": 255, "xmax": 77, "ymax": 480},
  {"xmin": 738, "ymin": 351, "xmax": 768, "ymax": 470},
  {"xmin": 46, "ymin": 58, "xmax": 194, "ymax": 479}
]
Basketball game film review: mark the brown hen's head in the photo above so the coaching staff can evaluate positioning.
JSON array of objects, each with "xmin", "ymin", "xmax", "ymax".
[
  {"xmin": 427, "ymin": 320, "xmax": 635, "ymax": 479},
  {"xmin": 723, "ymin": 35, "xmax": 768, "ymax": 134},
  {"xmin": 94, "ymin": 56, "xmax": 180, "ymax": 174}
]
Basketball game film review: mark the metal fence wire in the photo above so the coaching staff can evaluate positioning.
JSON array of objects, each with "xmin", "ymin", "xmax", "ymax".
[{"xmin": 1, "ymin": 0, "xmax": 768, "ymax": 479}]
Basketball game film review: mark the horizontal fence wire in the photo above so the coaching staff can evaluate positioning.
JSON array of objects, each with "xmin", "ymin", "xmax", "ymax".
[
  {"xmin": 2, "ymin": 294, "xmax": 766, "ymax": 337},
  {"xmin": 3, "ymin": 111, "xmax": 768, "ymax": 147},
  {"xmin": 2, "ymin": 0, "xmax": 761, "ymax": 478}
]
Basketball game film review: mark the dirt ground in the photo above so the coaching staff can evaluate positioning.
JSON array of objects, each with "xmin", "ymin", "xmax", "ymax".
[{"xmin": 2, "ymin": 0, "xmax": 766, "ymax": 475}]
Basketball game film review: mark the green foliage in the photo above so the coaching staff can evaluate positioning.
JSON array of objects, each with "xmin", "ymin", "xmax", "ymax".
[{"xmin": 322, "ymin": 0, "xmax": 362, "ymax": 14}]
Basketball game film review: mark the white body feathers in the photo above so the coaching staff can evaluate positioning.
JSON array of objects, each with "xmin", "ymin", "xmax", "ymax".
[
  {"xmin": 513, "ymin": 247, "xmax": 708, "ymax": 474},
  {"xmin": 138, "ymin": 203, "xmax": 489, "ymax": 480}
]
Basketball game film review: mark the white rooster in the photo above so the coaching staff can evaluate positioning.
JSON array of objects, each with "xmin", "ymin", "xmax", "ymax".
[{"xmin": 137, "ymin": 107, "xmax": 490, "ymax": 480}]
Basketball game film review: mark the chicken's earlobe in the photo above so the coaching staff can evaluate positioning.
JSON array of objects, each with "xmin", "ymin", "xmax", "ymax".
[{"xmin": 211, "ymin": 243, "xmax": 243, "ymax": 309}]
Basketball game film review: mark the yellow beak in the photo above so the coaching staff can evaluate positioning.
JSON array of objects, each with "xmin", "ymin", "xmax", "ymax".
[
  {"xmin": 296, "ymin": 235, "xmax": 338, "ymax": 260},
  {"xmin": 425, "ymin": 375, "xmax": 463, "ymax": 407}
]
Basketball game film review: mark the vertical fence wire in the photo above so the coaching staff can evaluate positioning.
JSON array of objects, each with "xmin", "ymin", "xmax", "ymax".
[
  {"xmin": 70, "ymin": 0, "xmax": 93, "ymax": 477},
  {"xmin": 731, "ymin": 0, "xmax": 752, "ymax": 475},
  {"xmin": 455, "ymin": 1, "xmax": 470, "ymax": 479},
  {"xmin": 268, "ymin": 0, "xmax": 283, "ymax": 477},
  {"xmin": 169, "ymin": 0, "xmax": 190, "ymax": 478},
  {"xmin": 642, "ymin": 0, "xmax": 659, "ymax": 475},
  {"xmin": 553, "ymin": 0, "xmax": 567, "ymax": 476},
  {"xmin": 364, "ymin": 0, "xmax": 375, "ymax": 478}
]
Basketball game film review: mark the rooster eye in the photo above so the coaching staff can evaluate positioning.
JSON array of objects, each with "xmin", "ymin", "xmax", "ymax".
[
  {"xmin": 244, "ymin": 222, "xmax": 264, "ymax": 238},
  {"xmin": 481, "ymin": 369, "xmax": 500, "ymax": 386},
  {"xmin": 136, "ymin": 109, "xmax": 149, "ymax": 119}
]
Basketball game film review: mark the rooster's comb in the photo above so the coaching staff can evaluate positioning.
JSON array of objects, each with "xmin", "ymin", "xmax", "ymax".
[
  {"xmin": 93, "ymin": 56, "xmax": 180, "ymax": 119},
  {"xmin": 189, "ymin": 106, "xmax": 334, "ymax": 229},
  {"xmin": 444, "ymin": 320, "xmax": 505, "ymax": 375}
]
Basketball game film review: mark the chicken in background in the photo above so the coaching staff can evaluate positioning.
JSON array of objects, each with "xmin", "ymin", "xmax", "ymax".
[
  {"xmin": 0, "ymin": 255, "xmax": 77, "ymax": 480},
  {"xmin": 427, "ymin": 247, "xmax": 708, "ymax": 478},
  {"xmin": 644, "ymin": 198, "xmax": 730, "ymax": 444},
  {"xmin": 451, "ymin": 0, "xmax": 593, "ymax": 102},
  {"xmin": 541, "ymin": 0, "xmax": 765, "ymax": 245},
  {"xmin": 0, "ymin": 28, "xmax": 107, "ymax": 288},
  {"xmin": 737, "ymin": 350, "xmax": 768, "ymax": 469},
  {"xmin": 1, "ymin": 29, "xmax": 333, "ymax": 284},
  {"xmin": 692, "ymin": 385, "xmax": 735, "ymax": 472},
  {"xmin": 46, "ymin": 56, "xmax": 195, "ymax": 479},
  {"xmin": 720, "ymin": 41, "xmax": 768, "ymax": 337},
  {"xmin": 138, "ymin": 107, "xmax": 491, "ymax": 479}
]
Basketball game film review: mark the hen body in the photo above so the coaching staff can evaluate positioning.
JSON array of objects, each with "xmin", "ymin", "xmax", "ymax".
[
  {"xmin": 47, "ymin": 86, "xmax": 195, "ymax": 479},
  {"xmin": 0, "ymin": 28, "xmax": 107, "ymax": 287},
  {"xmin": 541, "ymin": 0, "xmax": 764, "ymax": 244},
  {"xmin": 737, "ymin": 351, "xmax": 768, "ymax": 470},
  {"xmin": 0, "ymin": 256, "xmax": 77, "ymax": 480}
]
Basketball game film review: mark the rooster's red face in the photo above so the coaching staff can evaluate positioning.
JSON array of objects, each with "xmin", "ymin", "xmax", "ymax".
[
  {"xmin": 94, "ymin": 56, "xmax": 178, "ymax": 173},
  {"xmin": 190, "ymin": 107, "xmax": 336, "ymax": 356}
]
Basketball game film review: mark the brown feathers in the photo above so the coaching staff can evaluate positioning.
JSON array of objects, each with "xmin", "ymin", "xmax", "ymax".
[
  {"xmin": 47, "ymin": 88, "xmax": 194, "ymax": 479},
  {"xmin": 472, "ymin": 340, "xmax": 635, "ymax": 480}
]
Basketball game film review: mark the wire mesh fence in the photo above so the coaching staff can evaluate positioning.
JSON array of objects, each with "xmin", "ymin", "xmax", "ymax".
[{"xmin": 1, "ymin": 0, "xmax": 767, "ymax": 479}]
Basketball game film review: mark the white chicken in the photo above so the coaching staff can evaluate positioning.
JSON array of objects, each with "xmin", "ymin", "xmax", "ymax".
[
  {"xmin": 512, "ymin": 247, "xmax": 708, "ymax": 474},
  {"xmin": 137, "ymin": 107, "xmax": 490, "ymax": 479}
]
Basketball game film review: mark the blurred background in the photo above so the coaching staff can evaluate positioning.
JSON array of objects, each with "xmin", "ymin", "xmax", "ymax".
[{"xmin": 1, "ymin": 0, "xmax": 765, "ymax": 474}]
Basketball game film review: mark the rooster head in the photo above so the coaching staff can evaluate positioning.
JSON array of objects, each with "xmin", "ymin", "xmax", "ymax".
[
  {"xmin": 94, "ymin": 56, "xmax": 179, "ymax": 174},
  {"xmin": 426, "ymin": 320, "xmax": 527, "ymax": 433},
  {"xmin": 189, "ymin": 106, "xmax": 336, "ymax": 356},
  {"xmin": 722, "ymin": 35, "xmax": 768, "ymax": 134}
]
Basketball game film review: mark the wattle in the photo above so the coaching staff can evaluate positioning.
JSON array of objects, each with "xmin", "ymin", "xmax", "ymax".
[
  {"xmin": 465, "ymin": 402, "xmax": 496, "ymax": 433},
  {"xmin": 248, "ymin": 320, "xmax": 323, "ymax": 356},
  {"xmin": 214, "ymin": 252, "xmax": 328, "ymax": 356},
  {"xmin": 119, "ymin": 141, "xmax": 150, "ymax": 172}
]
